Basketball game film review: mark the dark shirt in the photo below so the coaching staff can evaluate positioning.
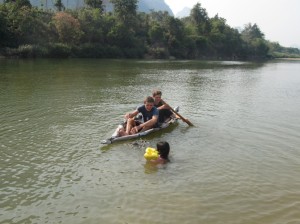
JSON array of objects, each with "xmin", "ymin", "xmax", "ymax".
[
  {"xmin": 137, "ymin": 105, "xmax": 159, "ymax": 122},
  {"xmin": 155, "ymin": 101, "xmax": 163, "ymax": 107},
  {"xmin": 154, "ymin": 101, "xmax": 172, "ymax": 123}
]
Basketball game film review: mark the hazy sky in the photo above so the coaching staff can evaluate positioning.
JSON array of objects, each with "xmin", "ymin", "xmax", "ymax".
[{"xmin": 164, "ymin": 0, "xmax": 300, "ymax": 48}]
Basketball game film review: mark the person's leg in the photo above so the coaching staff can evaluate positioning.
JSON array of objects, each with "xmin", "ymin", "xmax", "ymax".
[
  {"xmin": 159, "ymin": 109, "xmax": 173, "ymax": 122},
  {"xmin": 117, "ymin": 127, "xmax": 126, "ymax": 136},
  {"xmin": 158, "ymin": 110, "xmax": 165, "ymax": 123},
  {"xmin": 165, "ymin": 109, "xmax": 173, "ymax": 118},
  {"xmin": 117, "ymin": 122, "xmax": 126, "ymax": 136},
  {"xmin": 126, "ymin": 118, "xmax": 136, "ymax": 135}
]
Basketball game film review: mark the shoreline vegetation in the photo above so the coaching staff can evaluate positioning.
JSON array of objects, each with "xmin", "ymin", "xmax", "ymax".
[
  {"xmin": 1, "ymin": 0, "xmax": 299, "ymax": 60},
  {"xmin": 277, "ymin": 58, "xmax": 300, "ymax": 61}
]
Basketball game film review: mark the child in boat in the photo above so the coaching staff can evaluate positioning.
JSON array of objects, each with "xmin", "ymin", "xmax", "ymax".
[
  {"xmin": 152, "ymin": 90, "xmax": 174, "ymax": 123},
  {"xmin": 152, "ymin": 141, "xmax": 170, "ymax": 164},
  {"xmin": 118, "ymin": 96, "xmax": 159, "ymax": 136}
]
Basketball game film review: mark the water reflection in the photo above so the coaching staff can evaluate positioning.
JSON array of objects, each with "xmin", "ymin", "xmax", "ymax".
[{"xmin": 143, "ymin": 161, "xmax": 159, "ymax": 174}]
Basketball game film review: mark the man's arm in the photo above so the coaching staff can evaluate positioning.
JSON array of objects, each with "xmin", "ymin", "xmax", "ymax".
[
  {"xmin": 124, "ymin": 110, "xmax": 139, "ymax": 119},
  {"xmin": 158, "ymin": 100, "xmax": 171, "ymax": 110},
  {"xmin": 136, "ymin": 114, "xmax": 158, "ymax": 132}
]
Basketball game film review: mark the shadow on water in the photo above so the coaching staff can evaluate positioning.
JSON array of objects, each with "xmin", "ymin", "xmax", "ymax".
[{"xmin": 99, "ymin": 139, "xmax": 149, "ymax": 151}]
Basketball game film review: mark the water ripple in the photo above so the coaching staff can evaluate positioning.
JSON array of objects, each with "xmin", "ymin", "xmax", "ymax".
[{"xmin": 1, "ymin": 59, "xmax": 300, "ymax": 224}]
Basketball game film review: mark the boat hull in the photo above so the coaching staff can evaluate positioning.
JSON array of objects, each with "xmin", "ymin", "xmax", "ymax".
[{"xmin": 101, "ymin": 116, "xmax": 178, "ymax": 145}]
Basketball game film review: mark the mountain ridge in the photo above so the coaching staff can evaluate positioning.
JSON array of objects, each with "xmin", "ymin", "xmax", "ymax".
[{"xmin": 175, "ymin": 7, "xmax": 191, "ymax": 18}]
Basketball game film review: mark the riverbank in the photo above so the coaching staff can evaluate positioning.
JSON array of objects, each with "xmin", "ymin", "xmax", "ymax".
[
  {"xmin": 276, "ymin": 57, "xmax": 300, "ymax": 60},
  {"xmin": 1, "ymin": 45, "xmax": 299, "ymax": 61}
]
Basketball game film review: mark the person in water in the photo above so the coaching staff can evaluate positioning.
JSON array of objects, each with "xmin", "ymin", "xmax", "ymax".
[
  {"xmin": 153, "ymin": 141, "xmax": 170, "ymax": 164},
  {"xmin": 118, "ymin": 96, "xmax": 159, "ymax": 136},
  {"xmin": 152, "ymin": 90, "xmax": 174, "ymax": 123}
]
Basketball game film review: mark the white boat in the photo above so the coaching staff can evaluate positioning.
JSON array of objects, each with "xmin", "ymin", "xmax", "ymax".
[{"xmin": 101, "ymin": 107, "xmax": 179, "ymax": 145}]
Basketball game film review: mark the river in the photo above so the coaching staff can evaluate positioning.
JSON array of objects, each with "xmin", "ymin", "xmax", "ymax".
[{"xmin": 1, "ymin": 59, "xmax": 300, "ymax": 224}]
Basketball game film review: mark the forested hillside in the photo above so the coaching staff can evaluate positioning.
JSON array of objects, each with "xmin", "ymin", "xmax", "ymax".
[
  {"xmin": 0, "ymin": 0, "xmax": 173, "ymax": 14},
  {"xmin": 0, "ymin": 0, "xmax": 299, "ymax": 59}
]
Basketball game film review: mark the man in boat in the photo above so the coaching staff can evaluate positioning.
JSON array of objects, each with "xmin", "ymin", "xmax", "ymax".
[
  {"xmin": 118, "ymin": 96, "xmax": 159, "ymax": 136},
  {"xmin": 152, "ymin": 90, "xmax": 174, "ymax": 123}
]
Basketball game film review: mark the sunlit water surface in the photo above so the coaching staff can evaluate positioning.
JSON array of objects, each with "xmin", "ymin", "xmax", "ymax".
[{"xmin": 1, "ymin": 59, "xmax": 300, "ymax": 224}]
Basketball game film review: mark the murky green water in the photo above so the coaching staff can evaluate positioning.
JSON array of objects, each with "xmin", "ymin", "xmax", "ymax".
[{"xmin": 1, "ymin": 59, "xmax": 300, "ymax": 224}]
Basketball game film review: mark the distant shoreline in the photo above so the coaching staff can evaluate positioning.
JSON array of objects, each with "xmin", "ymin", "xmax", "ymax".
[{"xmin": 276, "ymin": 58, "xmax": 300, "ymax": 61}]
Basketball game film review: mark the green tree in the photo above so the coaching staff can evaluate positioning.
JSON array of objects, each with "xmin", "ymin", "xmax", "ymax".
[
  {"xmin": 209, "ymin": 15, "xmax": 226, "ymax": 44},
  {"xmin": 84, "ymin": 0, "xmax": 103, "ymax": 10},
  {"xmin": 164, "ymin": 17, "xmax": 186, "ymax": 58},
  {"xmin": 148, "ymin": 10, "xmax": 171, "ymax": 45},
  {"xmin": 107, "ymin": 22, "xmax": 135, "ymax": 48},
  {"xmin": 189, "ymin": 3, "xmax": 211, "ymax": 35},
  {"xmin": 110, "ymin": 0, "xmax": 137, "ymax": 26},
  {"xmin": 251, "ymin": 38, "xmax": 269, "ymax": 57},
  {"xmin": 208, "ymin": 15, "xmax": 243, "ymax": 57},
  {"xmin": 148, "ymin": 22, "xmax": 164, "ymax": 44},
  {"xmin": 148, "ymin": 10, "xmax": 170, "ymax": 24},
  {"xmin": 107, "ymin": 0, "xmax": 141, "ymax": 57},
  {"xmin": 52, "ymin": 12, "xmax": 82, "ymax": 44},
  {"xmin": 241, "ymin": 23, "xmax": 264, "ymax": 41},
  {"xmin": 76, "ymin": 8, "xmax": 104, "ymax": 43},
  {"xmin": 1, "ymin": 3, "xmax": 51, "ymax": 46},
  {"xmin": 0, "ymin": 4, "xmax": 9, "ymax": 47},
  {"xmin": 4, "ymin": 0, "xmax": 31, "ymax": 8},
  {"xmin": 54, "ymin": 0, "xmax": 65, "ymax": 11},
  {"xmin": 146, "ymin": 11, "xmax": 172, "ymax": 58},
  {"xmin": 241, "ymin": 23, "xmax": 269, "ymax": 57},
  {"xmin": 180, "ymin": 3, "xmax": 213, "ymax": 57}
]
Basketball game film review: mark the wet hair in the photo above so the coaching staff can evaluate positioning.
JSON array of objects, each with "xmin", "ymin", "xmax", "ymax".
[
  {"xmin": 144, "ymin": 96, "xmax": 155, "ymax": 104},
  {"xmin": 157, "ymin": 141, "xmax": 170, "ymax": 160},
  {"xmin": 152, "ymin": 90, "xmax": 162, "ymax": 97}
]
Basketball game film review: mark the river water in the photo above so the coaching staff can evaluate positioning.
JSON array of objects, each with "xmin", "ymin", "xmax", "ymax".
[{"xmin": 1, "ymin": 59, "xmax": 300, "ymax": 224}]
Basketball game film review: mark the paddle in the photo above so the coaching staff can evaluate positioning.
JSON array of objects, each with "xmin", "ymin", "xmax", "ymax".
[{"xmin": 161, "ymin": 99, "xmax": 194, "ymax": 126}]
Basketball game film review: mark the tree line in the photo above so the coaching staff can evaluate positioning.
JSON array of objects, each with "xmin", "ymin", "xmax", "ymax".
[{"xmin": 0, "ymin": 0, "xmax": 299, "ymax": 59}]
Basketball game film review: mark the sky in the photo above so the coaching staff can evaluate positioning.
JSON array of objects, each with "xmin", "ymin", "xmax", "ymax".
[{"xmin": 164, "ymin": 0, "xmax": 300, "ymax": 48}]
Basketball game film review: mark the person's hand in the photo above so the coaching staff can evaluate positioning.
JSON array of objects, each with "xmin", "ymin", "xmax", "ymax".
[
  {"xmin": 165, "ymin": 103, "xmax": 171, "ymax": 110},
  {"xmin": 130, "ymin": 126, "xmax": 137, "ymax": 134},
  {"xmin": 161, "ymin": 99, "xmax": 170, "ymax": 109},
  {"xmin": 131, "ymin": 125, "xmax": 141, "ymax": 134},
  {"xmin": 124, "ymin": 113, "xmax": 131, "ymax": 119}
]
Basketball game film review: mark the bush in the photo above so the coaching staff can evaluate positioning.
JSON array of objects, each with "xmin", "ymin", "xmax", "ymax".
[
  {"xmin": 104, "ymin": 46, "xmax": 123, "ymax": 58},
  {"xmin": 147, "ymin": 47, "xmax": 169, "ymax": 59},
  {"xmin": 72, "ymin": 43, "xmax": 105, "ymax": 58},
  {"xmin": 47, "ymin": 43, "xmax": 71, "ymax": 58},
  {"xmin": 2, "ymin": 45, "xmax": 48, "ymax": 58},
  {"xmin": 71, "ymin": 44, "xmax": 125, "ymax": 58},
  {"xmin": 123, "ymin": 47, "xmax": 145, "ymax": 59},
  {"xmin": 52, "ymin": 12, "xmax": 82, "ymax": 44}
]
